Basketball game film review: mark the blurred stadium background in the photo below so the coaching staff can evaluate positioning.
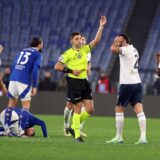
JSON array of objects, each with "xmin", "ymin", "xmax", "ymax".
[
  {"xmin": 0, "ymin": 0, "xmax": 160, "ymax": 113},
  {"xmin": 1, "ymin": 0, "xmax": 160, "ymax": 160}
]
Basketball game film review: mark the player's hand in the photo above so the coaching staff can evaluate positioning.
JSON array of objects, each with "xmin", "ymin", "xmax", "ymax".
[
  {"xmin": 0, "ymin": 77, "xmax": 7, "ymax": 95},
  {"xmin": 100, "ymin": 16, "xmax": 107, "ymax": 27},
  {"xmin": 1, "ymin": 85, "xmax": 8, "ymax": 95},
  {"xmin": 113, "ymin": 36, "xmax": 123, "ymax": 47},
  {"xmin": 72, "ymin": 70, "xmax": 82, "ymax": 76},
  {"xmin": 114, "ymin": 36, "xmax": 123, "ymax": 43},
  {"xmin": 0, "ymin": 45, "xmax": 3, "ymax": 54},
  {"xmin": 31, "ymin": 88, "xmax": 37, "ymax": 96}
]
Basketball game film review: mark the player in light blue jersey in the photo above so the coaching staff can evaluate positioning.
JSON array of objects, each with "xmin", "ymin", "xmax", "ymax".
[
  {"xmin": 0, "ymin": 107, "xmax": 48, "ymax": 137},
  {"xmin": 7, "ymin": 37, "xmax": 43, "ymax": 134}
]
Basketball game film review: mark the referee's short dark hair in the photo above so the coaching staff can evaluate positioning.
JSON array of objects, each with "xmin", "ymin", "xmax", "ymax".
[
  {"xmin": 118, "ymin": 33, "xmax": 130, "ymax": 44},
  {"xmin": 70, "ymin": 32, "xmax": 82, "ymax": 39},
  {"xmin": 30, "ymin": 37, "xmax": 43, "ymax": 47}
]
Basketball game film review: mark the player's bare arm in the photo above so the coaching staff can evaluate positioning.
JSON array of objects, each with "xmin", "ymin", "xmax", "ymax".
[
  {"xmin": 0, "ymin": 76, "xmax": 7, "ymax": 95},
  {"xmin": 54, "ymin": 61, "xmax": 82, "ymax": 76},
  {"xmin": 89, "ymin": 16, "xmax": 107, "ymax": 49},
  {"xmin": 110, "ymin": 36, "xmax": 123, "ymax": 54},
  {"xmin": 31, "ymin": 88, "xmax": 37, "ymax": 96},
  {"xmin": 0, "ymin": 45, "xmax": 3, "ymax": 54},
  {"xmin": 156, "ymin": 53, "xmax": 160, "ymax": 76}
]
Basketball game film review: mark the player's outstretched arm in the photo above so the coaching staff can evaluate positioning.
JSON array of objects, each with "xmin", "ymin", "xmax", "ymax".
[
  {"xmin": 34, "ymin": 117, "xmax": 48, "ymax": 137},
  {"xmin": 89, "ymin": 16, "xmax": 107, "ymax": 49}
]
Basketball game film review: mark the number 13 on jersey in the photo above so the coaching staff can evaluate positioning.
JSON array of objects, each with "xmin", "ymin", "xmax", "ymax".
[{"xmin": 17, "ymin": 51, "xmax": 31, "ymax": 65}]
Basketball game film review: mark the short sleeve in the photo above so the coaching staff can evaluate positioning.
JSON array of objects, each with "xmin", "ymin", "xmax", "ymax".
[
  {"xmin": 58, "ymin": 52, "xmax": 69, "ymax": 64},
  {"xmin": 120, "ymin": 47, "xmax": 129, "ymax": 56},
  {"xmin": 87, "ymin": 52, "xmax": 91, "ymax": 62},
  {"xmin": 84, "ymin": 45, "xmax": 92, "ymax": 54}
]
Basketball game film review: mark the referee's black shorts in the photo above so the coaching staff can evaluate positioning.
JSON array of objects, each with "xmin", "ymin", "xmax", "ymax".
[{"xmin": 66, "ymin": 77, "xmax": 92, "ymax": 104}]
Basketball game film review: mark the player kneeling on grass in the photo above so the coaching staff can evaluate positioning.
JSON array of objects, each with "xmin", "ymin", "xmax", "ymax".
[{"xmin": 0, "ymin": 107, "xmax": 48, "ymax": 137}]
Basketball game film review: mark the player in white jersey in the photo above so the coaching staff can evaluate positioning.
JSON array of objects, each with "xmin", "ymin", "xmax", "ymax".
[
  {"xmin": 64, "ymin": 35, "xmax": 91, "ymax": 137},
  {"xmin": 0, "ymin": 45, "xmax": 7, "ymax": 95},
  {"xmin": 106, "ymin": 33, "xmax": 147, "ymax": 144}
]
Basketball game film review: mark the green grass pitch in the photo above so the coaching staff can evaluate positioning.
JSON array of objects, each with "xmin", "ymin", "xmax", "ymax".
[{"xmin": 0, "ymin": 115, "xmax": 160, "ymax": 160}]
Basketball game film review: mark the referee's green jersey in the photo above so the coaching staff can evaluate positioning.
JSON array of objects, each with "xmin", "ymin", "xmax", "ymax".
[{"xmin": 58, "ymin": 45, "xmax": 91, "ymax": 79}]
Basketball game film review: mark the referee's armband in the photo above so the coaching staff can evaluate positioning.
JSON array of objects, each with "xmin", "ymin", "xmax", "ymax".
[{"xmin": 63, "ymin": 67, "xmax": 73, "ymax": 73}]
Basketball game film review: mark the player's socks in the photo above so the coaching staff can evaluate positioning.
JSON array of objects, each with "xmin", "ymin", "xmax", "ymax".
[
  {"xmin": 71, "ymin": 113, "xmax": 80, "ymax": 139},
  {"xmin": 19, "ymin": 108, "xmax": 29, "ymax": 133},
  {"xmin": 137, "ymin": 112, "xmax": 146, "ymax": 141},
  {"xmin": 0, "ymin": 127, "xmax": 5, "ymax": 136},
  {"xmin": 80, "ymin": 122, "xmax": 85, "ymax": 130},
  {"xmin": 115, "ymin": 112, "xmax": 124, "ymax": 140},
  {"xmin": 4, "ymin": 107, "xmax": 13, "ymax": 132},
  {"xmin": 80, "ymin": 111, "xmax": 90, "ymax": 124},
  {"xmin": 64, "ymin": 107, "xmax": 72, "ymax": 128},
  {"xmin": 81, "ymin": 106, "xmax": 86, "ymax": 112}
]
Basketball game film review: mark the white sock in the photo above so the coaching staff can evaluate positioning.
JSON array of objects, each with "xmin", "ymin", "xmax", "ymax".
[
  {"xmin": 115, "ymin": 112, "xmax": 124, "ymax": 140},
  {"xmin": 137, "ymin": 112, "xmax": 146, "ymax": 140},
  {"xmin": 80, "ymin": 122, "xmax": 85, "ymax": 130},
  {"xmin": 81, "ymin": 106, "xmax": 86, "ymax": 112},
  {"xmin": 64, "ymin": 107, "xmax": 72, "ymax": 128}
]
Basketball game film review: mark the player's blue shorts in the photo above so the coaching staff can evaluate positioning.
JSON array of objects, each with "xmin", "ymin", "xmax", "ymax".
[{"xmin": 117, "ymin": 83, "xmax": 142, "ymax": 108}]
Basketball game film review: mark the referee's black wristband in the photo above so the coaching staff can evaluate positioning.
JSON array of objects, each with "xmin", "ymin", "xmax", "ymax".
[{"xmin": 63, "ymin": 67, "xmax": 73, "ymax": 73}]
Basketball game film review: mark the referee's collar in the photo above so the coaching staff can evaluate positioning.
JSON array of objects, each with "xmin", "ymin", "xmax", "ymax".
[{"xmin": 72, "ymin": 46, "xmax": 81, "ymax": 52}]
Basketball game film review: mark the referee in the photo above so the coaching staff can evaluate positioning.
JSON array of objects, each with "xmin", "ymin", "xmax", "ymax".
[{"xmin": 55, "ymin": 16, "xmax": 107, "ymax": 142}]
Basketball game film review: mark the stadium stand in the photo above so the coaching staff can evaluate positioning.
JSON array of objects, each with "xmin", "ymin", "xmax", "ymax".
[
  {"xmin": 139, "ymin": 4, "xmax": 160, "ymax": 84},
  {"xmin": 0, "ymin": 0, "xmax": 134, "ymax": 84}
]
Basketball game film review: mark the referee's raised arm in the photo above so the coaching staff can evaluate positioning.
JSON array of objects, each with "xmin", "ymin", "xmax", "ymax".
[{"xmin": 89, "ymin": 16, "xmax": 107, "ymax": 49}]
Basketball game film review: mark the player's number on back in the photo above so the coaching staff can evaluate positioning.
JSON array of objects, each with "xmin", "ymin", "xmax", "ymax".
[
  {"xmin": 17, "ymin": 51, "xmax": 31, "ymax": 65},
  {"xmin": 134, "ymin": 57, "xmax": 139, "ymax": 69}
]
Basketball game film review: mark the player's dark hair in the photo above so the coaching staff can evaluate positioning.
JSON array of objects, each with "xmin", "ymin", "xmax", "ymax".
[
  {"xmin": 30, "ymin": 37, "xmax": 43, "ymax": 47},
  {"xmin": 70, "ymin": 32, "xmax": 82, "ymax": 39},
  {"xmin": 118, "ymin": 33, "xmax": 130, "ymax": 44}
]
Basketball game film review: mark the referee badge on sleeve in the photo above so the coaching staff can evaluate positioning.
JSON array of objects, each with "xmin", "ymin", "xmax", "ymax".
[{"xmin": 58, "ymin": 55, "xmax": 64, "ymax": 62}]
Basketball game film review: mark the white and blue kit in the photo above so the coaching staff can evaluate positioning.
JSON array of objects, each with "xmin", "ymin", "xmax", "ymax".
[
  {"xmin": 0, "ymin": 107, "xmax": 48, "ymax": 137},
  {"xmin": 8, "ymin": 47, "xmax": 42, "ymax": 101},
  {"xmin": 117, "ymin": 45, "xmax": 142, "ymax": 107}
]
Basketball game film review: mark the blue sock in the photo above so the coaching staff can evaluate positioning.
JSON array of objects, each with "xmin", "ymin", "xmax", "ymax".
[
  {"xmin": 4, "ymin": 107, "xmax": 13, "ymax": 126},
  {"xmin": 19, "ymin": 109, "xmax": 29, "ymax": 130}
]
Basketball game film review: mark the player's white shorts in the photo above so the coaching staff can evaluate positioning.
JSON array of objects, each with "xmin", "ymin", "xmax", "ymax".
[
  {"xmin": 0, "ymin": 109, "xmax": 20, "ymax": 134},
  {"xmin": 8, "ymin": 81, "xmax": 32, "ymax": 101}
]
